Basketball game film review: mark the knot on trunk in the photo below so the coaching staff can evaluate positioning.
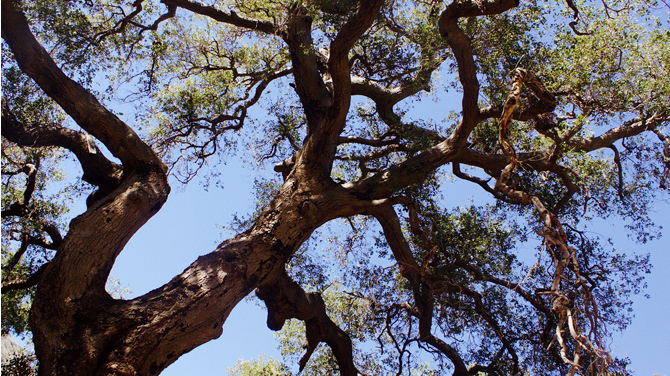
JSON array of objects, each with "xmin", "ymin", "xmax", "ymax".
[{"xmin": 298, "ymin": 200, "xmax": 317, "ymax": 218}]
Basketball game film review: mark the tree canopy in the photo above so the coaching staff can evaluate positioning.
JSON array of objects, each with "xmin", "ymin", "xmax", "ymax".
[{"xmin": 1, "ymin": 0, "xmax": 669, "ymax": 374}]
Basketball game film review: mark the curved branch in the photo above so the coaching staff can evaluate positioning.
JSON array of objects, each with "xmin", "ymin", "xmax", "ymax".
[
  {"xmin": 452, "ymin": 162, "xmax": 513, "ymax": 202},
  {"xmin": 1, "ymin": 1, "xmax": 165, "ymax": 173},
  {"xmin": 256, "ymin": 268, "xmax": 358, "ymax": 375},
  {"xmin": 348, "ymin": 0, "xmax": 522, "ymax": 200},
  {"xmin": 568, "ymin": 112, "xmax": 668, "ymax": 152},
  {"xmin": 493, "ymin": 72, "xmax": 611, "ymax": 373},
  {"xmin": 1, "ymin": 263, "xmax": 47, "ymax": 294},
  {"xmin": 298, "ymin": 0, "xmax": 385, "ymax": 177},
  {"xmin": 373, "ymin": 206, "xmax": 471, "ymax": 376},
  {"xmin": 438, "ymin": 0, "xmax": 519, "ymax": 148},
  {"xmin": 457, "ymin": 261, "xmax": 552, "ymax": 317},
  {"xmin": 444, "ymin": 282, "xmax": 520, "ymax": 373},
  {"xmin": 160, "ymin": 0, "xmax": 279, "ymax": 34},
  {"xmin": 95, "ymin": 1, "xmax": 177, "ymax": 47},
  {"xmin": 2, "ymin": 98, "xmax": 123, "ymax": 189}
]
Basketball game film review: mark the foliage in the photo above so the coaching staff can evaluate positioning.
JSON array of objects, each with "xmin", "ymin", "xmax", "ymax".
[
  {"xmin": 227, "ymin": 355, "xmax": 289, "ymax": 376},
  {"xmin": 1, "ymin": 350, "xmax": 38, "ymax": 376}
]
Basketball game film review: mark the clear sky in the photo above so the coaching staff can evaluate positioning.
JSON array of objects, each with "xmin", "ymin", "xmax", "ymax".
[{"xmin": 104, "ymin": 156, "xmax": 670, "ymax": 376}]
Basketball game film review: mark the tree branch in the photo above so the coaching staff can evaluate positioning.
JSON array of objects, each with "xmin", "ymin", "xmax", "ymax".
[
  {"xmin": 348, "ymin": 0, "xmax": 521, "ymax": 200},
  {"xmin": 95, "ymin": 1, "xmax": 177, "ymax": 47},
  {"xmin": 0, "ymin": 155, "xmax": 38, "ymax": 217},
  {"xmin": 2, "ymin": 98, "xmax": 123, "ymax": 190},
  {"xmin": 1, "ymin": 0, "xmax": 165, "ymax": 173},
  {"xmin": 452, "ymin": 162, "xmax": 513, "ymax": 202},
  {"xmin": 493, "ymin": 70, "xmax": 611, "ymax": 374},
  {"xmin": 567, "ymin": 112, "xmax": 668, "ymax": 152},
  {"xmin": 1, "ymin": 263, "xmax": 47, "ymax": 294},
  {"xmin": 297, "ymin": 0, "xmax": 385, "ymax": 179},
  {"xmin": 2, "ymin": 233, "xmax": 30, "ymax": 273},
  {"xmin": 438, "ymin": 0, "xmax": 520, "ymax": 148},
  {"xmin": 256, "ymin": 267, "xmax": 358, "ymax": 376},
  {"xmin": 160, "ymin": 0, "xmax": 279, "ymax": 34},
  {"xmin": 338, "ymin": 132, "xmax": 400, "ymax": 147},
  {"xmin": 653, "ymin": 128, "xmax": 670, "ymax": 188},
  {"xmin": 372, "ymin": 206, "xmax": 471, "ymax": 376}
]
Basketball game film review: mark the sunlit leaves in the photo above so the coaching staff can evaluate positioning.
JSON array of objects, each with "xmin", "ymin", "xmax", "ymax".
[
  {"xmin": 227, "ymin": 355, "xmax": 289, "ymax": 376},
  {"xmin": 1, "ymin": 143, "xmax": 70, "ymax": 337}
]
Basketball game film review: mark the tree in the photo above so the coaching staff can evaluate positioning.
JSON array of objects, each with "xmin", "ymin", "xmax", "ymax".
[{"xmin": 1, "ymin": 0, "xmax": 668, "ymax": 374}]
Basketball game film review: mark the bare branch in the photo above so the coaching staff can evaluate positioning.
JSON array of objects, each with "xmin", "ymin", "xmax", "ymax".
[
  {"xmin": 95, "ymin": 1, "xmax": 177, "ymax": 45},
  {"xmin": 568, "ymin": 112, "xmax": 668, "ymax": 152},
  {"xmin": 338, "ymin": 132, "xmax": 400, "ymax": 147},
  {"xmin": 452, "ymin": 162, "xmax": 513, "ymax": 202}
]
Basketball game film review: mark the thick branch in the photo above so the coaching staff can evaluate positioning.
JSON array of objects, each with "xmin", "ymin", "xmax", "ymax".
[
  {"xmin": 283, "ymin": 6, "xmax": 332, "ymax": 134},
  {"xmin": 1, "ymin": 0, "xmax": 164, "ymax": 173},
  {"xmin": 438, "ymin": 0, "xmax": 519, "ymax": 147},
  {"xmin": 256, "ymin": 268, "xmax": 357, "ymax": 375},
  {"xmin": 348, "ymin": 0, "xmax": 521, "ymax": 200},
  {"xmin": 2, "ymin": 98, "xmax": 123, "ymax": 189},
  {"xmin": 297, "ymin": 0, "xmax": 385, "ymax": 179}
]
